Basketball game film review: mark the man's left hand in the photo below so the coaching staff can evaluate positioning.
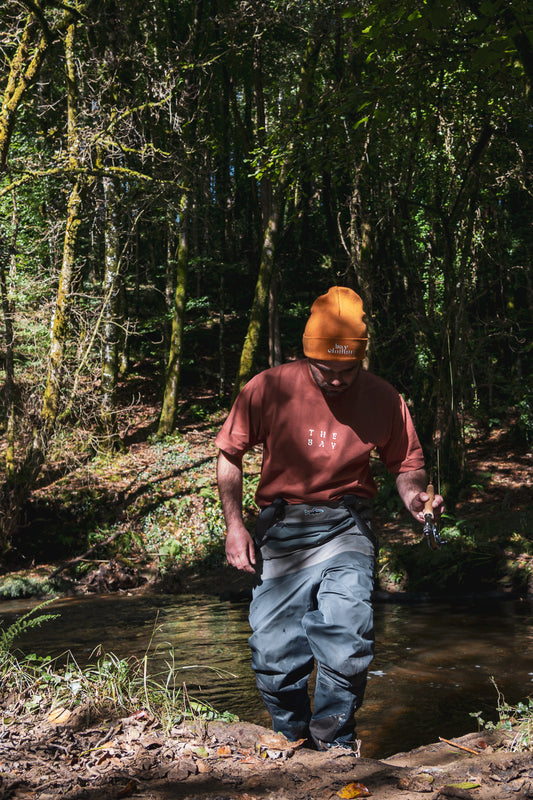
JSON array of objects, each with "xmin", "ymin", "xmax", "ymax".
[
  {"xmin": 412, "ymin": 488, "xmax": 445, "ymax": 523},
  {"xmin": 396, "ymin": 469, "xmax": 445, "ymax": 522}
]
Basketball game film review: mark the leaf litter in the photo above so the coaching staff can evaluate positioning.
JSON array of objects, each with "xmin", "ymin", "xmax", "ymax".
[{"xmin": 0, "ymin": 707, "xmax": 531, "ymax": 800}]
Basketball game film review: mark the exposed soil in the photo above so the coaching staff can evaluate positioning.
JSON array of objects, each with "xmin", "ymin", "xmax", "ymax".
[{"xmin": 1, "ymin": 708, "xmax": 532, "ymax": 800}]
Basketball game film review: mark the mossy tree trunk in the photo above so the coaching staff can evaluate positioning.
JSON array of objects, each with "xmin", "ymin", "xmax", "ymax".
[
  {"xmin": 0, "ymin": 211, "xmax": 17, "ymax": 485},
  {"xmin": 40, "ymin": 182, "xmax": 82, "ymax": 435},
  {"xmin": 232, "ymin": 28, "xmax": 325, "ymax": 396},
  {"xmin": 232, "ymin": 190, "xmax": 284, "ymax": 399},
  {"xmin": 0, "ymin": 10, "xmax": 50, "ymax": 173},
  {"xmin": 0, "ymin": 235, "xmax": 17, "ymax": 554},
  {"xmin": 157, "ymin": 194, "xmax": 190, "ymax": 437},
  {"xmin": 99, "ymin": 173, "xmax": 123, "ymax": 451},
  {"xmin": 40, "ymin": 19, "xmax": 83, "ymax": 442},
  {"xmin": 0, "ymin": 6, "xmax": 79, "ymax": 551}
]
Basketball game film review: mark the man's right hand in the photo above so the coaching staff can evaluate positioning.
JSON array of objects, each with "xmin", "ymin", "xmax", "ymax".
[{"xmin": 225, "ymin": 525, "xmax": 256, "ymax": 573}]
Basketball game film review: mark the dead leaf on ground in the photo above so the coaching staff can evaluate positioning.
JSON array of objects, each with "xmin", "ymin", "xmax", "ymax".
[
  {"xmin": 96, "ymin": 750, "xmax": 114, "ymax": 765},
  {"xmin": 337, "ymin": 781, "xmax": 371, "ymax": 798},
  {"xmin": 129, "ymin": 710, "xmax": 151, "ymax": 721},
  {"xmin": 167, "ymin": 756, "xmax": 198, "ymax": 781},
  {"xmin": 141, "ymin": 735, "xmax": 163, "ymax": 750},
  {"xmin": 47, "ymin": 707, "xmax": 72, "ymax": 725},
  {"xmin": 240, "ymin": 754, "xmax": 264, "ymax": 765},
  {"xmin": 257, "ymin": 732, "xmax": 305, "ymax": 751},
  {"xmin": 256, "ymin": 731, "xmax": 307, "ymax": 759}
]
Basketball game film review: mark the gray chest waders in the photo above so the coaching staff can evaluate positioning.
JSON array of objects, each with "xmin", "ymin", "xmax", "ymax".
[{"xmin": 249, "ymin": 496, "xmax": 376, "ymax": 750}]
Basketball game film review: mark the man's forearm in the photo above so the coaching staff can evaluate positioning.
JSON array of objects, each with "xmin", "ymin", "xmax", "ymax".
[
  {"xmin": 217, "ymin": 449, "xmax": 256, "ymax": 573},
  {"xmin": 217, "ymin": 450, "xmax": 244, "ymax": 527}
]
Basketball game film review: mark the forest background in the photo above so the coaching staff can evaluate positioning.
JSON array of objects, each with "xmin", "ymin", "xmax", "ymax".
[{"xmin": 0, "ymin": 0, "xmax": 532, "ymax": 597}]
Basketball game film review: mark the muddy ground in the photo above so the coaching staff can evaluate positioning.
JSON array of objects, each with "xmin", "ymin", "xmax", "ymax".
[{"xmin": 1, "ymin": 707, "xmax": 532, "ymax": 800}]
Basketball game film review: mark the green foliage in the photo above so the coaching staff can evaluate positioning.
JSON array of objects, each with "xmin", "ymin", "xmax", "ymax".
[
  {"xmin": 1, "ymin": 0, "xmax": 531, "ymax": 563},
  {"xmin": 139, "ymin": 437, "xmax": 259, "ymax": 576},
  {"xmin": 377, "ymin": 509, "xmax": 531, "ymax": 596},
  {"xmin": 141, "ymin": 638, "xmax": 239, "ymax": 731},
  {"xmin": 512, "ymin": 395, "xmax": 533, "ymax": 446},
  {"xmin": 373, "ymin": 471, "xmax": 405, "ymax": 518},
  {"xmin": 142, "ymin": 494, "xmax": 227, "ymax": 573},
  {"xmin": 0, "ymin": 600, "xmax": 59, "ymax": 654},
  {"xmin": 0, "ymin": 575, "xmax": 56, "ymax": 600},
  {"xmin": 502, "ymin": 532, "xmax": 533, "ymax": 594},
  {"xmin": 471, "ymin": 679, "xmax": 533, "ymax": 752},
  {"xmin": 0, "ymin": 607, "xmax": 236, "ymax": 728}
]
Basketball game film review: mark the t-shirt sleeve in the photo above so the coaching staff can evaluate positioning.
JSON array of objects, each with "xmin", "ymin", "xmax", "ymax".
[
  {"xmin": 376, "ymin": 393, "xmax": 425, "ymax": 474},
  {"xmin": 215, "ymin": 377, "xmax": 264, "ymax": 456}
]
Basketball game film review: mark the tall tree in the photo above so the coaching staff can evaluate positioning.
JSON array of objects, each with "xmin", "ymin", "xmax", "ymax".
[
  {"xmin": 99, "ymin": 172, "xmax": 122, "ymax": 450},
  {"xmin": 232, "ymin": 17, "xmax": 326, "ymax": 394},
  {"xmin": 158, "ymin": 193, "xmax": 190, "ymax": 436},
  {"xmin": 40, "ymin": 15, "xmax": 84, "ymax": 440}
]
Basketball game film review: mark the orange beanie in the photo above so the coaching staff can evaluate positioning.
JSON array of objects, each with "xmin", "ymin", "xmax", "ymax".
[{"xmin": 302, "ymin": 286, "xmax": 368, "ymax": 361}]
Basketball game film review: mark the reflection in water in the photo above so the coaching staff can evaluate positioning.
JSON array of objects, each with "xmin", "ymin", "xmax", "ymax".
[{"xmin": 3, "ymin": 592, "xmax": 532, "ymax": 759}]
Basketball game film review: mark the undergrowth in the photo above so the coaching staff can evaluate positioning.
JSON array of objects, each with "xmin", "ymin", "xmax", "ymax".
[
  {"xmin": 0, "ymin": 601, "xmax": 238, "ymax": 731},
  {"xmin": 377, "ymin": 509, "xmax": 532, "ymax": 596},
  {"xmin": 471, "ymin": 678, "xmax": 532, "ymax": 752}
]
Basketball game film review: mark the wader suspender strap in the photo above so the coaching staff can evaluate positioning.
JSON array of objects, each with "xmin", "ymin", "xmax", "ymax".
[
  {"xmin": 342, "ymin": 496, "xmax": 379, "ymax": 552},
  {"xmin": 255, "ymin": 498, "xmax": 287, "ymax": 546}
]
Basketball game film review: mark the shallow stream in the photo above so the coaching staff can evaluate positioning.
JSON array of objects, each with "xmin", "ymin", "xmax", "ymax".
[{"xmin": 2, "ymin": 591, "xmax": 532, "ymax": 759}]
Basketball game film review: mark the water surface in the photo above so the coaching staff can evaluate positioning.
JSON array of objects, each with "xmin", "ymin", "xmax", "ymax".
[{"xmin": 2, "ymin": 592, "xmax": 532, "ymax": 759}]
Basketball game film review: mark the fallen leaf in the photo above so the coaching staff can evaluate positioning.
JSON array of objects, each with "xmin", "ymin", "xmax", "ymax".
[
  {"xmin": 240, "ymin": 754, "xmax": 263, "ymax": 765},
  {"xmin": 446, "ymin": 783, "xmax": 481, "ymax": 790},
  {"xmin": 337, "ymin": 781, "xmax": 371, "ymax": 798},
  {"xmin": 96, "ymin": 753, "xmax": 122, "ymax": 769},
  {"xmin": 47, "ymin": 707, "xmax": 71, "ymax": 725},
  {"xmin": 193, "ymin": 746, "xmax": 209, "ymax": 757},
  {"xmin": 131, "ymin": 710, "xmax": 149, "ymax": 720},
  {"xmin": 167, "ymin": 756, "xmax": 197, "ymax": 781},
  {"xmin": 257, "ymin": 732, "xmax": 305, "ymax": 751},
  {"xmin": 141, "ymin": 735, "xmax": 163, "ymax": 750},
  {"xmin": 256, "ymin": 731, "xmax": 306, "ymax": 760}
]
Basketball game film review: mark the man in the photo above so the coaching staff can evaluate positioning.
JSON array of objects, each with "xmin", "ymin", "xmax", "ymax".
[{"xmin": 215, "ymin": 286, "xmax": 444, "ymax": 753}]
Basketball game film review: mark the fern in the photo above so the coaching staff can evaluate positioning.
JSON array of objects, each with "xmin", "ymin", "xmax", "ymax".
[{"xmin": 0, "ymin": 599, "xmax": 60, "ymax": 655}]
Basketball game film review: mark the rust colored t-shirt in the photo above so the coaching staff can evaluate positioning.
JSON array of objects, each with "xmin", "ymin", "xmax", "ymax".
[{"xmin": 215, "ymin": 359, "xmax": 425, "ymax": 507}]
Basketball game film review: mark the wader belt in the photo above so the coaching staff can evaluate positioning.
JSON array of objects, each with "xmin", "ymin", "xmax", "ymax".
[{"xmin": 255, "ymin": 496, "xmax": 377, "ymax": 580}]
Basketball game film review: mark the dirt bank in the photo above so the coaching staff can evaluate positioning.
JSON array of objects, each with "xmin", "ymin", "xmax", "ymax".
[{"xmin": 1, "ymin": 708, "xmax": 531, "ymax": 800}]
